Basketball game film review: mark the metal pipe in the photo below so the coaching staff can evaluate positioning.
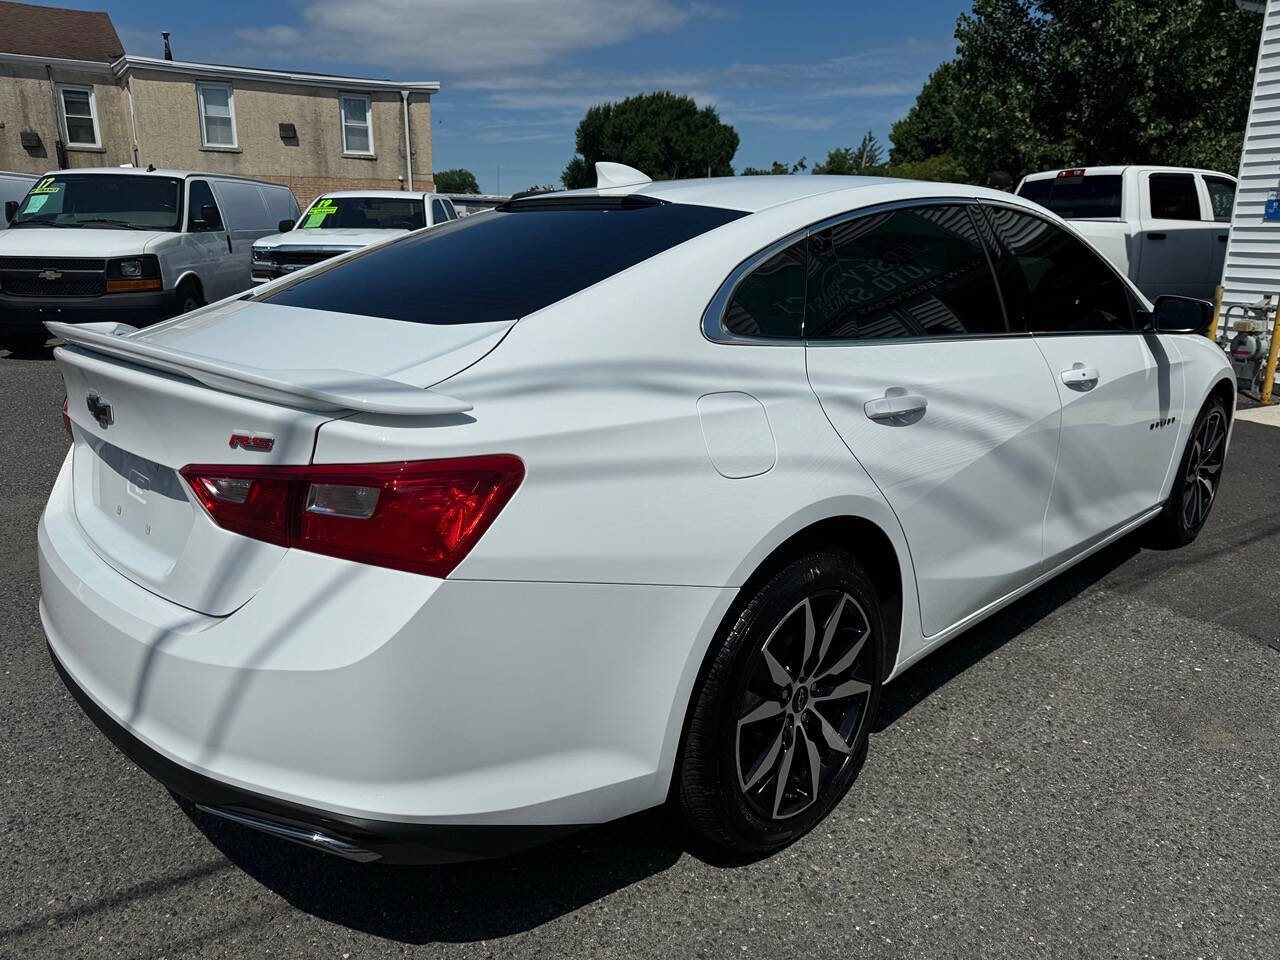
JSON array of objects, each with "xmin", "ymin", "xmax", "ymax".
[
  {"xmin": 1262, "ymin": 297, "xmax": 1280, "ymax": 405},
  {"xmin": 400, "ymin": 89, "xmax": 413, "ymax": 190}
]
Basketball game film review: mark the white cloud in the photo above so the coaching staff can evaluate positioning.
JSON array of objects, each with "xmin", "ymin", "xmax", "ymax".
[{"xmin": 237, "ymin": 0, "xmax": 689, "ymax": 73}]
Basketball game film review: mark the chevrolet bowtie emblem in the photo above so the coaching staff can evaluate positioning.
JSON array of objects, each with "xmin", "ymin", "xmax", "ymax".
[{"xmin": 37, "ymin": 269, "xmax": 63, "ymax": 281}]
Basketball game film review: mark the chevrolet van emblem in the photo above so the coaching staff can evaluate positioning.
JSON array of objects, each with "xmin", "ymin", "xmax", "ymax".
[{"xmin": 38, "ymin": 269, "xmax": 63, "ymax": 281}]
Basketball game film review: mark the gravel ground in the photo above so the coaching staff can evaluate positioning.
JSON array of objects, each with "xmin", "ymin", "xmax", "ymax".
[{"xmin": 2, "ymin": 347, "xmax": 1276, "ymax": 959}]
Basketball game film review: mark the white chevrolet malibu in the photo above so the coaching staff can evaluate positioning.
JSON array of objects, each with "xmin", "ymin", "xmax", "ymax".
[{"xmin": 39, "ymin": 165, "xmax": 1234, "ymax": 864}]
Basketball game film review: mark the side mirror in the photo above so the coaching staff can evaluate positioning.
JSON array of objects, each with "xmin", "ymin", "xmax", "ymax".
[
  {"xmin": 200, "ymin": 203, "xmax": 223, "ymax": 230},
  {"xmin": 4, "ymin": 200, "xmax": 17, "ymax": 223},
  {"xmin": 1152, "ymin": 295, "xmax": 1214, "ymax": 335},
  {"xmin": 278, "ymin": 218, "xmax": 295, "ymax": 233}
]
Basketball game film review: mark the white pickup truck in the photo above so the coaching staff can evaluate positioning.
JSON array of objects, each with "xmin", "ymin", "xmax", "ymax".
[{"xmin": 1015, "ymin": 165, "xmax": 1236, "ymax": 303}]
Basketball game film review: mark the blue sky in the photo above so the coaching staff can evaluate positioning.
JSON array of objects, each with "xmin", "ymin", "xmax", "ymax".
[{"xmin": 91, "ymin": 1, "xmax": 969, "ymax": 193}]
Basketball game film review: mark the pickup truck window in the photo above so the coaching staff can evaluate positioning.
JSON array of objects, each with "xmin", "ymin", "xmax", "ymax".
[
  {"xmin": 1017, "ymin": 175, "xmax": 1122, "ymax": 219},
  {"xmin": 1203, "ymin": 176, "xmax": 1236, "ymax": 223},
  {"xmin": 983, "ymin": 206, "xmax": 1133, "ymax": 334},
  {"xmin": 1148, "ymin": 173, "xmax": 1200, "ymax": 221}
]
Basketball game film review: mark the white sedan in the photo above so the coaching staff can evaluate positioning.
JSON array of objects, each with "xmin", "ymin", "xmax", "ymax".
[{"xmin": 38, "ymin": 165, "xmax": 1233, "ymax": 864}]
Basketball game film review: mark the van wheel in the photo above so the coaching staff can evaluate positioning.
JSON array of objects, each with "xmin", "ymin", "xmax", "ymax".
[
  {"xmin": 675, "ymin": 549, "xmax": 883, "ymax": 858},
  {"xmin": 1149, "ymin": 394, "xmax": 1229, "ymax": 548},
  {"xmin": 176, "ymin": 280, "xmax": 204, "ymax": 314}
]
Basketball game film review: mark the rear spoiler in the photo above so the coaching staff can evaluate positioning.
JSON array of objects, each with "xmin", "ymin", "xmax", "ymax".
[{"xmin": 45, "ymin": 321, "xmax": 473, "ymax": 416}]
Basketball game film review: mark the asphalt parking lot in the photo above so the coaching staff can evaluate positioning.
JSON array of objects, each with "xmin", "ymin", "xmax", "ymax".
[{"xmin": 2, "ymin": 346, "xmax": 1277, "ymax": 960}]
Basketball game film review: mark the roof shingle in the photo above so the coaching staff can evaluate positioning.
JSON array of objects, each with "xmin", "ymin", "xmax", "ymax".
[{"xmin": 0, "ymin": 1, "xmax": 123, "ymax": 63}]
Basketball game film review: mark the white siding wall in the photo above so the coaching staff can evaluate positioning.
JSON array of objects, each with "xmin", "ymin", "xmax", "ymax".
[{"xmin": 1220, "ymin": 0, "xmax": 1280, "ymax": 331}]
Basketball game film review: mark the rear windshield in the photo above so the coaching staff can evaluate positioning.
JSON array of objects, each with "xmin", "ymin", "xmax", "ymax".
[
  {"xmin": 1016, "ymin": 174, "xmax": 1123, "ymax": 219},
  {"xmin": 258, "ymin": 198, "xmax": 746, "ymax": 324},
  {"xmin": 300, "ymin": 195, "xmax": 426, "ymax": 230}
]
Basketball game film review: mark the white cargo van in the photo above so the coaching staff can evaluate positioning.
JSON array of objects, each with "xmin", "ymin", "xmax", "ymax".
[
  {"xmin": 0, "ymin": 167, "xmax": 298, "ymax": 349},
  {"xmin": 250, "ymin": 191, "xmax": 458, "ymax": 283},
  {"xmin": 1015, "ymin": 165, "xmax": 1236, "ymax": 302},
  {"xmin": 0, "ymin": 171, "xmax": 36, "ymax": 227}
]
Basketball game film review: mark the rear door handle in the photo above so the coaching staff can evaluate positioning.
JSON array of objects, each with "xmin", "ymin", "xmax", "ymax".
[
  {"xmin": 1060, "ymin": 364, "xmax": 1100, "ymax": 389},
  {"xmin": 864, "ymin": 392, "xmax": 928, "ymax": 421}
]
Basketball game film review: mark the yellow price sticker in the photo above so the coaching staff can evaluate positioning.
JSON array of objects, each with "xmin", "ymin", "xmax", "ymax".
[
  {"xmin": 31, "ymin": 177, "xmax": 61, "ymax": 195},
  {"xmin": 303, "ymin": 197, "xmax": 338, "ymax": 228}
]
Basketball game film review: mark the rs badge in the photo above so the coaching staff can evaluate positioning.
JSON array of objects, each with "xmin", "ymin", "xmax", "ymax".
[{"xmin": 229, "ymin": 432, "xmax": 275, "ymax": 452}]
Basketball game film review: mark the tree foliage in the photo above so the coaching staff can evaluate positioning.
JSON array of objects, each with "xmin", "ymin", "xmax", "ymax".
[
  {"xmin": 813, "ymin": 132, "xmax": 885, "ymax": 175},
  {"xmin": 891, "ymin": 0, "xmax": 1263, "ymax": 180},
  {"xmin": 433, "ymin": 168, "xmax": 481, "ymax": 194},
  {"xmin": 741, "ymin": 157, "xmax": 807, "ymax": 175},
  {"xmin": 562, "ymin": 92, "xmax": 739, "ymax": 188}
]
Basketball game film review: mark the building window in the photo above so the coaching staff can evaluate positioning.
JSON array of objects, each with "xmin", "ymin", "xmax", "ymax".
[
  {"xmin": 58, "ymin": 85, "xmax": 100, "ymax": 147},
  {"xmin": 197, "ymin": 82, "xmax": 237, "ymax": 148},
  {"xmin": 341, "ymin": 94, "xmax": 373, "ymax": 155}
]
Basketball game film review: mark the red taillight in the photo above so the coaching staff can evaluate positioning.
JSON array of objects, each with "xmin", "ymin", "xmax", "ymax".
[
  {"xmin": 180, "ymin": 456, "xmax": 524, "ymax": 578},
  {"xmin": 61, "ymin": 396, "xmax": 72, "ymax": 440}
]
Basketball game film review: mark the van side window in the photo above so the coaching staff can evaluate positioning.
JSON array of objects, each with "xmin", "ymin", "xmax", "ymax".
[
  {"xmin": 1148, "ymin": 173, "xmax": 1200, "ymax": 221},
  {"xmin": 1203, "ymin": 176, "xmax": 1235, "ymax": 223},
  {"xmin": 723, "ymin": 238, "xmax": 807, "ymax": 339},
  {"xmin": 982, "ymin": 206, "xmax": 1134, "ymax": 334},
  {"xmin": 187, "ymin": 180, "xmax": 220, "ymax": 232},
  {"xmin": 217, "ymin": 181, "xmax": 270, "ymax": 231},
  {"xmin": 431, "ymin": 198, "xmax": 448, "ymax": 224},
  {"xmin": 805, "ymin": 205, "xmax": 1006, "ymax": 340},
  {"xmin": 443, "ymin": 199, "xmax": 458, "ymax": 220}
]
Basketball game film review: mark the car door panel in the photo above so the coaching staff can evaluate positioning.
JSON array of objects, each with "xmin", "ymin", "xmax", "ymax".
[
  {"xmin": 980, "ymin": 202, "xmax": 1185, "ymax": 562},
  {"xmin": 1137, "ymin": 171, "xmax": 1214, "ymax": 301},
  {"xmin": 802, "ymin": 204, "xmax": 1061, "ymax": 638}
]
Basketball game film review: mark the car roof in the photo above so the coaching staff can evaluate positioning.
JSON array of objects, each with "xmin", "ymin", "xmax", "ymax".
[
  {"xmin": 1020, "ymin": 165, "xmax": 1235, "ymax": 181},
  {"xmin": 312, "ymin": 190, "xmax": 433, "ymax": 201},
  {"xmin": 549, "ymin": 174, "xmax": 1019, "ymax": 214},
  {"xmin": 37, "ymin": 166, "xmax": 292, "ymax": 186}
]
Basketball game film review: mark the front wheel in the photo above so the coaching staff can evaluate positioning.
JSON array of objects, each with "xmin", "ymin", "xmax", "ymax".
[
  {"xmin": 176, "ymin": 280, "xmax": 204, "ymax": 315},
  {"xmin": 674, "ymin": 549, "xmax": 883, "ymax": 858},
  {"xmin": 1149, "ymin": 395, "xmax": 1229, "ymax": 547}
]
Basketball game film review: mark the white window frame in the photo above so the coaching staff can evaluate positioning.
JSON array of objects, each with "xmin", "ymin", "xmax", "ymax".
[
  {"xmin": 340, "ymin": 93, "xmax": 374, "ymax": 156},
  {"xmin": 57, "ymin": 84, "xmax": 101, "ymax": 148},
  {"xmin": 197, "ymin": 82, "xmax": 238, "ymax": 149}
]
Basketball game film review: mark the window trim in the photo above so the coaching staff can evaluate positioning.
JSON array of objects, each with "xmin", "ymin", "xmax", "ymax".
[
  {"xmin": 196, "ymin": 81, "xmax": 238, "ymax": 149},
  {"xmin": 340, "ymin": 93, "xmax": 374, "ymax": 156},
  {"xmin": 1201, "ymin": 174, "xmax": 1237, "ymax": 224},
  {"xmin": 57, "ymin": 84, "xmax": 101, "ymax": 148}
]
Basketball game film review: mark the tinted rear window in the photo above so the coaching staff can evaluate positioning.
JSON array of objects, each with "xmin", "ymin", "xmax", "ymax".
[
  {"xmin": 259, "ymin": 198, "xmax": 746, "ymax": 324},
  {"xmin": 1017, "ymin": 174, "xmax": 1122, "ymax": 219}
]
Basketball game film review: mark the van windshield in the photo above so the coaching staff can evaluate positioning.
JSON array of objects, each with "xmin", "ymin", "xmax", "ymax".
[
  {"xmin": 299, "ymin": 196, "xmax": 426, "ymax": 230},
  {"xmin": 9, "ymin": 174, "xmax": 184, "ymax": 231},
  {"xmin": 1016, "ymin": 174, "xmax": 1123, "ymax": 219}
]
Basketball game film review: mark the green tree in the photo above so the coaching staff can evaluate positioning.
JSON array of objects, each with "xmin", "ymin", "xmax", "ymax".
[
  {"xmin": 812, "ymin": 132, "xmax": 885, "ymax": 175},
  {"xmin": 741, "ymin": 157, "xmax": 807, "ymax": 175},
  {"xmin": 562, "ymin": 92, "xmax": 739, "ymax": 188},
  {"xmin": 433, "ymin": 168, "xmax": 481, "ymax": 194},
  {"xmin": 889, "ymin": 60, "xmax": 962, "ymax": 164},
  {"xmin": 936, "ymin": 0, "xmax": 1262, "ymax": 179}
]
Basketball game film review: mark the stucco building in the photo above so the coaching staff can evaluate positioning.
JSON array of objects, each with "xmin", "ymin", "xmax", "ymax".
[{"xmin": 0, "ymin": 1, "xmax": 439, "ymax": 207}]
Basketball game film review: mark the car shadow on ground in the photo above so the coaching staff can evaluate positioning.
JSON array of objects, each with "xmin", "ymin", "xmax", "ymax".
[
  {"xmin": 183, "ymin": 532, "xmax": 1144, "ymax": 945},
  {"xmin": 0, "ymin": 340, "xmax": 56, "ymax": 360}
]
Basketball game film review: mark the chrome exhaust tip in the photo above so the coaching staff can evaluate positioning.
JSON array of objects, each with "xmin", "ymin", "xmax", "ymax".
[{"xmin": 196, "ymin": 803, "xmax": 382, "ymax": 862}]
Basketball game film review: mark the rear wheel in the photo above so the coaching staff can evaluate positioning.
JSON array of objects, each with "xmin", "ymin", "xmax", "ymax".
[
  {"xmin": 1149, "ymin": 395, "xmax": 1229, "ymax": 547},
  {"xmin": 675, "ymin": 549, "xmax": 883, "ymax": 857}
]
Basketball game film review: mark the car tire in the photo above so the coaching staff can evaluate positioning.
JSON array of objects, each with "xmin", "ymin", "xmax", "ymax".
[
  {"xmin": 176, "ymin": 280, "xmax": 204, "ymax": 315},
  {"xmin": 675, "ymin": 549, "xmax": 883, "ymax": 858},
  {"xmin": 1149, "ymin": 394, "xmax": 1229, "ymax": 548}
]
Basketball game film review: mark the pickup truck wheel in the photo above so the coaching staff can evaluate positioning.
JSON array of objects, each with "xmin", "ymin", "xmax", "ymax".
[{"xmin": 176, "ymin": 280, "xmax": 204, "ymax": 314}]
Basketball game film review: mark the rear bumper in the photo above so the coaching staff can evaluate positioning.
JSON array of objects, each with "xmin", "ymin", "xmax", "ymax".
[
  {"xmin": 46, "ymin": 642, "xmax": 576, "ymax": 864},
  {"xmin": 37, "ymin": 452, "xmax": 731, "ymax": 861},
  {"xmin": 0, "ymin": 289, "xmax": 176, "ymax": 332}
]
